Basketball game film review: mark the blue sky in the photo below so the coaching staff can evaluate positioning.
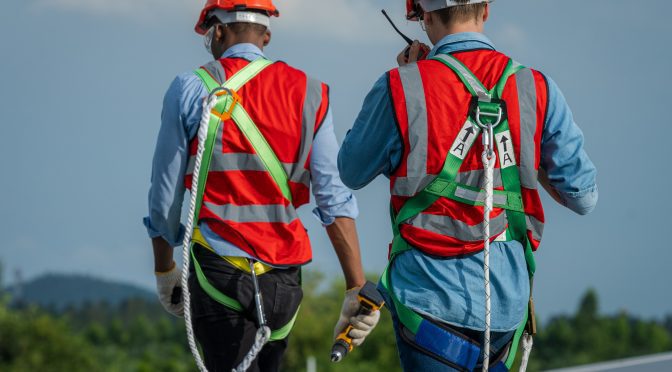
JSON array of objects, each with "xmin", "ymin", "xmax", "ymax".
[{"xmin": 0, "ymin": 0, "xmax": 670, "ymax": 321}]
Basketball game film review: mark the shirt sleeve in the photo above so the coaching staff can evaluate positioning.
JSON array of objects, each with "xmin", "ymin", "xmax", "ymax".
[
  {"xmin": 143, "ymin": 73, "xmax": 206, "ymax": 246},
  {"xmin": 338, "ymin": 73, "xmax": 404, "ymax": 189},
  {"xmin": 310, "ymin": 107, "xmax": 359, "ymax": 226},
  {"xmin": 540, "ymin": 75, "xmax": 598, "ymax": 215}
]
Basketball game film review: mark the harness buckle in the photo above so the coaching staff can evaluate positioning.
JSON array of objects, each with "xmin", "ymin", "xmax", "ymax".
[
  {"xmin": 209, "ymin": 87, "xmax": 242, "ymax": 121},
  {"xmin": 474, "ymin": 104, "xmax": 503, "ymax": 130}
]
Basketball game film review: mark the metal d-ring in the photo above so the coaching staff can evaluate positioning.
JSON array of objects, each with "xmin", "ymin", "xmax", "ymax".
[
  {"xmin": 208, "ymin": 87, "xmax": 234, "ymax": 101},
  {"xmin": 474, "ymin": 105, "xmax": 503, "ymax": 130}
]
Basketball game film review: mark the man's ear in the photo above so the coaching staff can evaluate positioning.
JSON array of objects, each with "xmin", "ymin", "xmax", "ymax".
[
  {"xmin": 263, "ymin": 30, "xmax": 271, "ymax": 47},
  {"xmin": 215, "ymin": 23, "xmax": 226, "ymax": 42},
  {"xmin": 424, "ymin": 10, "xmax": 434, "ymax": 27},
  {"xmin": 483, "ymin": 4, "xmax": 490, "ymax": 23}
]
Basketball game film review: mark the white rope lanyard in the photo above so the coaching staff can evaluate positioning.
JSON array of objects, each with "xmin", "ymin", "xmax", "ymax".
[
  {"xmin": 179, "ymin": 93, "xmax": 219, "ymax": 372},
  {"xmin": 481, "ymin": 122, "xmax": 495, "ymax": 372},
  {"xmin": 179, "ymin": 93, "xmax": 272, "ymax": 372},
  {"xmin": 478, "ymin": 113, "xmax": 534, "ymax": 372}
]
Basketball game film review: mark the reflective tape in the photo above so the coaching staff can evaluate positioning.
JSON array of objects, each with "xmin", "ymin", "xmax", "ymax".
[
  {"xmin": 292, "ymin": 77, "xmax": 322, "ymax": 185},
  {"xmin": 526, "ymin": 215, "xmax": 544, "ymax": 241},
  {"xmin": 454, "ymin": 186, "xmax": 509, "ymax": 206},
  {"xmin": 399, "ymin": 63, "xmax": 431, "ymax": 192},
  {"xmin": 202, "ymin": 60, "xmax": 227, "ymax": 86},
  {"xmin": 408, "ymin": 212, "xmax": 508, "ymax": 242},
  {"xmin": 203, "ymin": 202, "xmax": 298, "ymax": 224},
  {"xmin": 186, "ymin": 153, "xmax": 310, "ymax": 187},
  {"xmin": 433, "ymin": 54, "xmax": 489, "ymax": 99},
  {"xmin": 515, "ymin": 68, "xmax": 538, "ymax": 189},
  {"xmin": 392, "ymin": 170, "xmax": 503, "ymax": 197}
]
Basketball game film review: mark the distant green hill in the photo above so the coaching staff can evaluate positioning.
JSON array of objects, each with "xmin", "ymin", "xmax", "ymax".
[{"xmin": 5, "ymin": 273, "xmax": 155, "ymax": 309}]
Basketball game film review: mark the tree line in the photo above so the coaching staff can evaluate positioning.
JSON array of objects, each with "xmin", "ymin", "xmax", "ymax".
[{"xmin": 1, "ymin": 271, "xmax": 671, "ymax": 371}]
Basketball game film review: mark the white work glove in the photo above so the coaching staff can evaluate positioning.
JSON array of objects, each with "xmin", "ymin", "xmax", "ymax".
[
  {"xmin": 333, "ymin": 287, "xmax": 381, "ymax": 347},
  {"xmin": 155, "ymin": 263, "xmax": 184, "ymax": 317}
]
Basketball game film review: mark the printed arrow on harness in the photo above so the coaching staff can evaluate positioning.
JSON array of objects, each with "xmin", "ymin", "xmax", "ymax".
[
  {"xmin": 495, "ymin": 130, "xmax": 517, "ymax": 169},
  {"xmin": 462, "ymin": 126, "xmax": 475, "ymax": 142},
  {"xmin": 500, "ymin": 135, "xmax": 509, "ymax": 152}
]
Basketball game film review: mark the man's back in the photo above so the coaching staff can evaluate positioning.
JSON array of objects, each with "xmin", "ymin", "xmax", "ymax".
[{"xmin": 338, "ymin": 30, "xmax": 597, "ymax": 338}]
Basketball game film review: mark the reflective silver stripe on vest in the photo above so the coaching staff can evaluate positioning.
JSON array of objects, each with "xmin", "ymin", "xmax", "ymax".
[
  {"xmin": 204, "ymin": 202, "xmax": 298, "ymax": 224},
  {"xmin": 392, "ymin": 169, "xmax": 503, "ymax": 197},
  {"xmin": 433, "ymin": 54, "xmax": 489, "ymax": 100},
  {"xmin": 399, "ymin": 63, "xmax": 432, "ymax": 193},
  {"xmin": 526, "ymin": 215, "xmax": 544, "ymax": 241},
  {"xmin": 407, "ymin": 212, "xmax": 508, "ymax": 242},
  {"xmin": 187, "ymin": 152, "xmax": 311, "ymax": 188},
  {"xmin": 203, "ymin": 60, "xmax": 227, "ymax": 85},
  {"xmin": 515, "ymin": 68, "xmax": 538, "ymax": 189},
  {"xmin": 292, "ymin": 77, "xmax": 322, "ymax": 186},
  {"xmin": 454, "ymin": 186, "xmax": 508, "ymax": 207},
  {"xmin": 456, "ymin": 169, "xmax": 503, "ymax": 189}
]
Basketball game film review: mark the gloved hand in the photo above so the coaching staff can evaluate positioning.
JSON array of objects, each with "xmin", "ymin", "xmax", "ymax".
[
  {"xmin": 333, "ymin": 287, "xmax": 381, "ymax": 347},
  {"xmin": 155, "ymin": 262, "xmax": 184, "ymax": 317}
]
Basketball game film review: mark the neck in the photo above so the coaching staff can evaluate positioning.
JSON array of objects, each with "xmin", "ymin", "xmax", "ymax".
[
  {"xmin": 224, "ymin": 38, "xmax": 265, "ymax": 51},
  {"xmin": 429, "ymin": 22, "xmax": 483, "ymax": 44}
]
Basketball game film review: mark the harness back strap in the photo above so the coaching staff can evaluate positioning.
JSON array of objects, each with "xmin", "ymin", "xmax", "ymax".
[
  {"xmin": 383, "ymin": 55, "xmax": 535, "ymax": 369},
  {"xmin": 190, "ymin": 58, "xmax": 298, "ymax": 341},
  {"xmin": 193, "ymin": 58, "xmax": 294, "ymax": 204}
]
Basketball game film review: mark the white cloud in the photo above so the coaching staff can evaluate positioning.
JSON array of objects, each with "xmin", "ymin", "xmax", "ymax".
[
  {"xmin": 31, "ymin": 0, "xmax": 401, "ymax": 43},
  {"xmin": 31, "ymin": 0, "xmax": 197, "ymax": 18}
]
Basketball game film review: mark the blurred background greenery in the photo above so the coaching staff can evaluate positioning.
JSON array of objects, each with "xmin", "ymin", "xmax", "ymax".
[{"xmin": 1, "ymin": 262, "xmax": 671, "ymax": 372}]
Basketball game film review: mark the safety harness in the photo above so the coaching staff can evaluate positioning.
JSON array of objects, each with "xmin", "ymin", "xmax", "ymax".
[
  {"xmin": 380, "ymin": 54, "xmax": 536, "ymax": 371},
  {"xmin": 180, "ymin": 58, "xmax": 301, "ymax": 372}
]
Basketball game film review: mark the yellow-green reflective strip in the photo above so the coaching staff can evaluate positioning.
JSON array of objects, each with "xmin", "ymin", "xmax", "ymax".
[
  {"xmin": 269, "ymin": 307, "xmax": 300, "ymax": 341},
  {"xmin": 223, "ymin": 58, "xmax": 273, "ymax": 91},
  {"xmin": 191, "ymin": 245, "xmax": 244, "ymax": 312},
  {"xmin": 230, "ymin": 105, "xmax": 293, "ymax": 202}
]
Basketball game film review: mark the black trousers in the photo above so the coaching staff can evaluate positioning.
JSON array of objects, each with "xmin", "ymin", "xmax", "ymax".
[{"xmin": 188, "ymin": 245, "xmax": 303, "ymax": 372}]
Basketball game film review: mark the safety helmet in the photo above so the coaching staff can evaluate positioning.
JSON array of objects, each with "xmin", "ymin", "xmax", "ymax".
[
  {"xmin": 406, "ymin": 0, "xmax": 492, "ymax": 21},
  {"xmin": 195, "ymin": 0, "xmax": 280, "ymax": 35}
]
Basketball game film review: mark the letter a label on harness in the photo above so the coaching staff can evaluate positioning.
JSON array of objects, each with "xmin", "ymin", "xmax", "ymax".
[
  {"xmin": 495, "ymin": 131, "xmax": 517, "ymax": 169},
  {"xmin": 450, "ymin": 120, "xmax": 480, "ymax": 160}
]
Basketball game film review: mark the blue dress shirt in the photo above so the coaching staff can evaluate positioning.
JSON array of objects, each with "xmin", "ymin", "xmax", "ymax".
[
  {"xmin": 338, "ymin": 33, "xmax": 598, "ymax": 331},
  {"xmin": 144, "ymin": 43, "xmax": 358, "ymax": 260}
]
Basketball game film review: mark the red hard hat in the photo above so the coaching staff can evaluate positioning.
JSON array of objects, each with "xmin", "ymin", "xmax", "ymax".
[
  {"xmin": 195, "ymin": 0, "xmax": 280, "ymax": 35},
  {"xmin": 406, "ymin": 0, "xmax": 422, "ymax": 21}
]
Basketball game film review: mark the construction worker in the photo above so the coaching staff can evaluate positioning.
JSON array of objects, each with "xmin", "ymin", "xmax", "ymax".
[
  {"xmin": 338, "ymin": 1, "xmax": 598, "ymax": 371},
  {"xmin": 143, "ymin": 1, "xmax": 379, "ymax": 370}
]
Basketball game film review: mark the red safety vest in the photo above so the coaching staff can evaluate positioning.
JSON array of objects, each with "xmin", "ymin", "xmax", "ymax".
[
  {"xmin": 388, "ymin": 50, "xmax": 548, "ymax": 257},
  {"xmin": 184, "ymin": 58, "xmax": 329, "ymax": 266}
]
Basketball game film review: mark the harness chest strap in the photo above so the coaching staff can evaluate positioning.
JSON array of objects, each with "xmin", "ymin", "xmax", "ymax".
[
  {"xmin": 384, "ymin": 55, "xmax": 535, "ymax": 370},
  {"xmin": 189, "ymin": 58, "xmax": 299, "ymax": 341}
]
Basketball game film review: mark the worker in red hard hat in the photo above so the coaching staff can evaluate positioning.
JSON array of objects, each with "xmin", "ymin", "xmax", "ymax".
[
  {"xmin": 339, "ymin": 0, "xmax": 598, "ymax": 371},
  {"xmin": 144, "ymin": 1, "xmax": 380, "ymax": 370}
]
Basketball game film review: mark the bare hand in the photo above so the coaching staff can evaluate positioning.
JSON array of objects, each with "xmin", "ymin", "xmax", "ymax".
[{"xmin": 397, "ymin": 40, "xmax": 430, "ymax": 66}]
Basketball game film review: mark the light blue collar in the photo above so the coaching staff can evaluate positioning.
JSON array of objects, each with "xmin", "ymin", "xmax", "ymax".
[
  {"xmin": 221, "ymin": 43, "xmax": 266, "ymax": 61},
  {"xmin": 427, "ymin": 32, "xmax": 496, "ymax": 59}
]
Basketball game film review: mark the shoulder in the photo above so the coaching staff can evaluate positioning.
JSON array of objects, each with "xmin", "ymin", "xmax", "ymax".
[
  {"xmin": 271, "ymin": 60, "xmax": 328, "ymax": 90},
  {"xmin": 165, "ymin": 69, "xmax": 208, "ymax": 102}
]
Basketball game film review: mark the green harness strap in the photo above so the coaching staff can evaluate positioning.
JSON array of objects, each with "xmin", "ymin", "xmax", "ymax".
[
  {"xmin": 190, "ymin": 58, "xmax": 298, "ymax": 341},
  {"xmin": 383, "ymin": 56, "xmax": 535, "ymax": 368},
  {"xmin": 193, "ymin": 59, "xmax": 293, "ymax": 203}
]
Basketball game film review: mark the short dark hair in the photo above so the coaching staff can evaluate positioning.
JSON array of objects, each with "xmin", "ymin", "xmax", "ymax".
[
  {"xmin": 433, "ymin": 1, "xmax": 487, "ymax": 24},
  {"xmin": 224, "ymin": 22, "xmax": 267, "ymax": 36}
]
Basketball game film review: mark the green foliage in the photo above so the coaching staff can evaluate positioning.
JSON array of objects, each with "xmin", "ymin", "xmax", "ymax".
[{"xmin": 1, "ymin": 278, "xmax": 671, "ymax": 371}]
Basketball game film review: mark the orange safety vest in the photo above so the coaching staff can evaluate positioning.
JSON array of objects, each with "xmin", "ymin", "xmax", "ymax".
[
  {"xmin": 184, "ymin": 58, "xmax": 329, "ymax": 266},
  {"xmin": 388, "ymin": 49, "xmax": 548, "ymax": 258}
]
